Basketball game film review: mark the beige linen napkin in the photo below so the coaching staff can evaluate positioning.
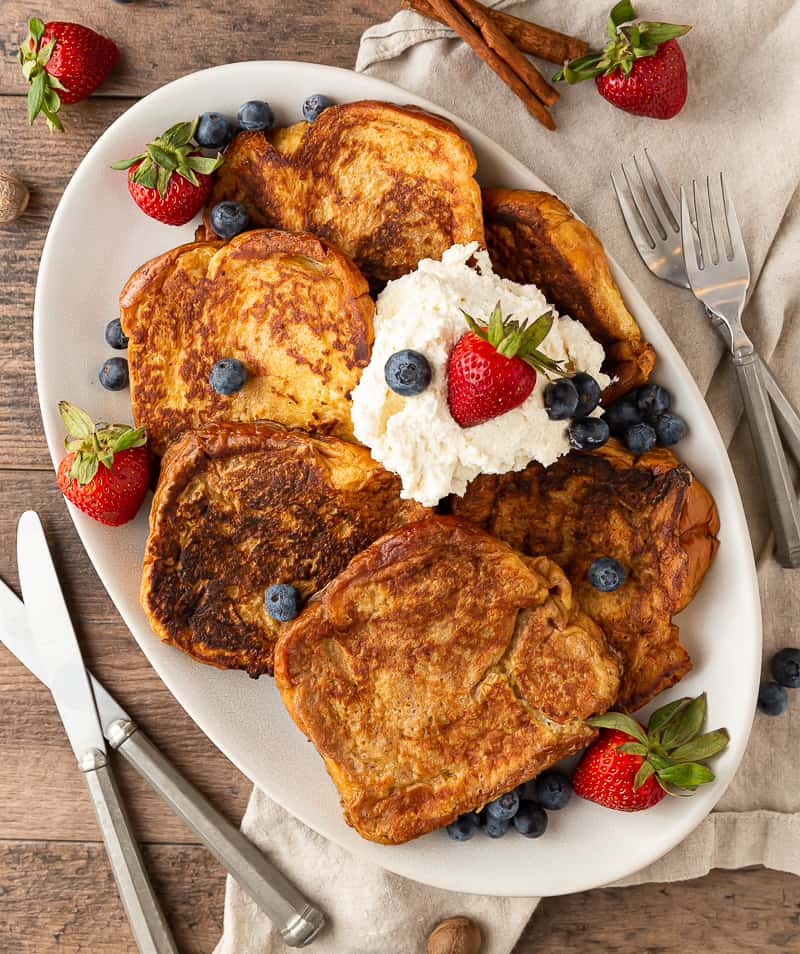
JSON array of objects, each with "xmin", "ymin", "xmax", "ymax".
[{"xmin": 217, "ymin": 2, "xmax": 800, "ymax": 950}]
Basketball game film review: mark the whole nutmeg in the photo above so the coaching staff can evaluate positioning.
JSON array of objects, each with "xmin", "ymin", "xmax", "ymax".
[
  {"xmin": 0, "ymin": 170, "xmax": 29, "ymax": 224},
  {"xmin": 427, "ymin": 916, "xmax": 482, "ymax": 954}
]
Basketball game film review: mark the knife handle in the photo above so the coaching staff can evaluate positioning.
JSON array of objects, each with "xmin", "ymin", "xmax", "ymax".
[
  {"xmin": 80, "ymin": 748, "xmax": 178, "ymax": 954},
  {"xmin": 733, "ymin": 351, "xmax": 800, "ymax": 568},
  {"xmin": 107, "ymin": 721, "xmax": 325, "ymax": 948}
]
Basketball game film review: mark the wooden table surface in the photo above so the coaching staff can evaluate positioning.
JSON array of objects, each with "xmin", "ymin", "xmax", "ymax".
[{"xmin": 0, "ymin": 2, "xmax": 796, "ymax": 952}]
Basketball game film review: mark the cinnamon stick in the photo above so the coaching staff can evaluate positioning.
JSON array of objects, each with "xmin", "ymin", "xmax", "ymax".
[
  {"xmin": 422, "ymin": 0, "xmax": 555, "ymax": 130},
  {"xmin": 450, "ymin": 0, "xmax": 558, "ymax": 106},
  {"xmin": 403, "ymin": 0, "xmax": 589, "ymax": 64}
]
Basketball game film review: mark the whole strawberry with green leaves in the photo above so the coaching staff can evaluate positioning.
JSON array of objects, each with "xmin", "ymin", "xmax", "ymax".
[
  {"xmin": 112, "ymin": 119, "xmax": 224, "ymax": 225},
  {"xmin": 19, "ymin": 18, "xmax": 119, "ymax": 131},
  {"xmin": 572, "ymin": 693, "xmax": 730, "ymax": 811},
  {"xmin": 555, "ymin": 1, "xmax": 691, "ymax": 119}
]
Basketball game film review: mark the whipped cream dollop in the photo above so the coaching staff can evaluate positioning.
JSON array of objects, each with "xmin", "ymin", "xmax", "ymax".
[{"xmin": 350, "ymin": 243, "xmax": 610, "ymax": 507}]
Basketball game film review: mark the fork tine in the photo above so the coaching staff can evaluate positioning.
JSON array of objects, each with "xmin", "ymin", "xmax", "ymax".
[
  {"xmin": 632, "ymin": 153, "xmax": 668, "ymax": 239},
  {"xmin": 720, "ymin": 173, "xmax": 748, "ymax": 264},
  {"xmin": 704, "ymin": 176, "xmax": 721, "ymax": 266},
  {"xmin": 643, "ymin": 148, "xmax": 681, "ymax": 232},
  {"xmin": 620, "ymin": 160, "xmax": 661, "ymax": 244},
  {"xmin": 611, "ymin": 170, "xmax": 655, "ymax": 252},
  {"xmin": 692, "ymin": 178, "xmax": 715, "ymax": 270},
  {"xmin": 679, "ymin": 186, "xmax": 701, "ymax": 274}
]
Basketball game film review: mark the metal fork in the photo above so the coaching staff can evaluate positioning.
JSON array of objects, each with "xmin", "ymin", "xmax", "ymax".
[{"xmin": 612, "ymin": 152, "xmax": 800, "ymax": 567}]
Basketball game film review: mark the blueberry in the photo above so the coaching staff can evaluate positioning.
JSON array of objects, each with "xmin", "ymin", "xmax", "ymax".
[
  {"xmin": 384, "ymin": 350, "xmax": 431, "ymax": 396},
  {"xmin": 303, "ymin": 94, "xmax": 334, "ymax": 122},
  {"xmin": 569, "ymin": 417, "xmax": 610, "ymax": 451},
  {"xmin": 237, "ymin": 100, "xmax": 274, "ymax": 132},
  {"xmin": 771, "ymin": 648, "xmax": 800, "ymax": 689},
  {"xmin": 654, "ymin": 412, "xmax": 686, "ymax": 447},
  {"xmin": 210, "ymin": 200, "xmax": 250, "ymax": 239},
  {"xmin": 571, "ymin": 372, "xmax": 602, "ymax": 419},
  {"xmin": 105, "ymin": 317, "xmax": 129, "ymax": 350},
  {"xmin": 544, "ymin": 378, "xmax": 579, "ymax": 420},
  {"xmin": 264, "ymin": 583, "xmax": 302, "ymax": 622},
  {"xmin": 624, "ymin": 422, "xmax": 657, "ymax": 455},
  {"xmin": 602, "ymin": 399, "xmax": 642, "ymax": 436},
  {"xmin": 637, "ymin": 383, "xmax": 670, "ymax": 423},
  {"xmin": 195, "ymin": 112, "xmax": 234, "ymax": 149},
  {"xmin": 513, "ymin": 800, "xmax": 548, "ymax": 838},
  {"xmin": 758, "ymin": 681, "xmax": 789, "ymax": 716},
  {"xmin": 98, "ymin": 357, "xmax": 129, "ymax": 390},
  {"xmin": 588, "ymin": 556, "xmax": 626, "ymax": 592},
  {"xmin": 483, "ymin": 813, "xmax": 511, "ymax": 838},
  {"xmin": 446, "ymin": 812, "xmax": 480, "ymax": 841},
  {"xmin": 486, "ymin": 790, "xmax": 519, "ymax": 821},
  {"xmin": 534, "ymin": 770, "xmax": 572, "ymax": 810},
  {"xmin": 209, "ymin": 358, "xmax": 247, "ymax": 395}
]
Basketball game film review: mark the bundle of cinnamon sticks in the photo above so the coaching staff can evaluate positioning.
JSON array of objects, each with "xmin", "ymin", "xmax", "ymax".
[{"xmin": 401, "ymin": 0, "xmax": 588, "ymax": 130}]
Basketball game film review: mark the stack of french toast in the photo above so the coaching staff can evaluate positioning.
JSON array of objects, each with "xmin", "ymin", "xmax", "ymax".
[{"xmin": 120, "ymin": 100, "xmax": 719, "ymax": 845}]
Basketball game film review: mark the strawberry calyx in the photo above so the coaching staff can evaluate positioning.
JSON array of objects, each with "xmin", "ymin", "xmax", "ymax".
[
  {"xmin": 19, "ymin": 18, "xmax": 66, "ymax": 132},
  {"xmin": 553, "ymin": 0, "xmax": 691, "ymax": 84},
  {"xmin": 111, "ymin": 119, "xmax": 224, "ymax": 198},
  {"xmin": 59, "ymin": 401, "xmax": 147, "ymax": 486},
  {"xmin": 460, "ymin": 302, "xmax": 563, "ymax": 378},
  {"xmin": 587, "ymin": 693, "xmax": 729, "ymax": 795}
]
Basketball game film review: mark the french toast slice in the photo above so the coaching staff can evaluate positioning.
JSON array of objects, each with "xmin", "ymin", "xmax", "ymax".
[
  {"xmin": 141, "ymin": 422, "xmax": 428, "ymax": 677},
  {"xmin": 204, "ymin": 100, "xmax": 485, "ymax": 285},
  {"xmin": 274, "ymin": 516, "xmax": 621, "ymax": 844},
  {"xmin": 452, "ymin": 440, "xmax": 720, "ymax": 711},
  {"xmin": 482, "ymin": 188, "xmax": 655, "ymax": 402},
  {"xmin": 119, "ymin": 229, "xmax": 374, "ymax": 456}
]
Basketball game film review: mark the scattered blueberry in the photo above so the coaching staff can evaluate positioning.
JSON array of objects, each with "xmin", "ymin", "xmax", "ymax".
[
  {"xmin": 237, "ymin": 100, "xmax": 275, "ymax": 132},
  {"xmin": 515, "ymin": 782, "xmax": 528, "ymax": 797},
  {"xmin": 264, "ymin": 583, "xmax": 302, "ymax": 622},
  {"xmin": 588, "ymin": 556, "xmax": 626, "ymax": 592},
  {"xmin": 602, "ymin": 399, "xmax": 642, "ymax": 436},
  {"xmin": 384, "ymin": 350, "xmax": 431, "ymax": 396},
  {"xmin": 771, "ymin": 648, "xmax": 800, "ymax": 689},
  {"xmin": 483, "ymin": 813, "xmax": 511, "ymax": 838},
  {"xmin": 446, "ymin": 812, "xmax": 480, "ymax": 841},
  {"xmin": 513, "ymin": 800, "xmax": 548, "ymax": 838},
  {"xmin": 195, "ymin": 111, "xmax": 235, "ymax": 149},
  {"xmin": 303, "ymin": 94, "xmax": 334, "ymax": 122},
  {"xmin": 569, "ymin": 417, "xmax": 610, "ymax": 451},
  {"xmin": 571, "ymin": 372, "xmax": 602, "ymax": 418},
  {"xmin": 534, "ymin": 770, "xmax": 572, "ymax": 811},
  {"xmin": 486, "ymin": 790, "xmax": 519, "ymax": 821},
  {"xmin": 209, "ymin": 357, "xmax": 247, "ymax": 395},
  {"xmin": 544, "ymin": 378, "xmax": 579, "ymax": 420},
  {"xmin": 624, "ymin": 422, "xmax": 657, "ymax": 455},
  {"xmin": 654, "ymin": 412, "xmax": 686, "ymax": 447},
  {"xmin": 105, "ymin": 317, "xmax": 129, "ymax": 350},
  {"xmin": 758, "ymin": 681, "xmax": 789, "ymax": 716},
  {"xmin": 210, "ymin": 200, "xmax": 250, "ymax": 239},
  {"xmin": 98, "ymin": 357, "xmax": 128, "ymax": 391},
  {"xmin": 637, "ymin": 383, "xmax": 670, "ymax": 422}
]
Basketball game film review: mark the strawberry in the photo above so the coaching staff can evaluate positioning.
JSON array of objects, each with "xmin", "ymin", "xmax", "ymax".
[
  {"xmin": 572, "ymin": 693, "xmax": 730, "ymax": 812},
  {"xmin": 56, "ymin": 402, "xmax": 151, "ymax": 526},
  {"xmin": 19, "ymin": 18, "xmax": 119, "ymax": 131},
  {"xmin": 447, "ymin": 303, "xmax": 562, "ymax": 428},
  {"xmin": 554, "ymin": 1, "xmax": 691, "ymax": 120},
  {"xmin": 112, "ymin": 119, "xmax": 224, "ymax": 225}
]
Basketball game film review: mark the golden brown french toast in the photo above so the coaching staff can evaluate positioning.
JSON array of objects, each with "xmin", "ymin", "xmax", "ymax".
[
  {"xmin": 452, "ymin": 440, "xmax": 720, "ymax": 711},
  {"xmin": 141, "ymin": 422, "xmax": 428, "ymax": 676},
  {"xmin": 483, "ymin": 188, "xmax": 655, "ymax": 402},
  {"xmin": 119, "ymin": 229, "xmax": 374, "ymax": 456},
  {"xmin": 274, "ymin": 516, "xmax": 621, "ymax": 844},
  {"xmin": 204, "ymin": 100, "xmax": 485, "ymax": 285}
]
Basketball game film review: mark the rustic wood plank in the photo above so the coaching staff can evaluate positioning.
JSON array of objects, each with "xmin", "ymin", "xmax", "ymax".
[{"xmin": 0, "ymin": 0, "xmax": 398, "ymax": 98}]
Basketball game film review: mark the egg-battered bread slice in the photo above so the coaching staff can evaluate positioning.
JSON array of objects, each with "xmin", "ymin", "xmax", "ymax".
[
  {"xmin": 483, "ymin": 188, "xmax": 655, "ymax": 403},
  {"xmin": 119, "ymin": 229, "xmax": 374, "ymax": 456},
  {"xmin": 204, "ymin": 100, "xmax": 485, "ymax": 285},
  {"xmin": 452, "ymin": 440, "xmax": 720, "ymax": 711},
  {"xmin": 274, "ymin": 516, "xmax": 621, "ymax": 844},
  {"xmin": 141, "ymin": 422, "xmax": 428, "ymax": 677}
]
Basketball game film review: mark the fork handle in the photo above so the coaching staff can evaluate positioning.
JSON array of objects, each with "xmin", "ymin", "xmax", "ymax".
[{"xmin": 733, "ymin": 352, "xmax": 800, "ymax": 567}]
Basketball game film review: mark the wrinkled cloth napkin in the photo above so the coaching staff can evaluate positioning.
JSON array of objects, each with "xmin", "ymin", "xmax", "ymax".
[{"xmin": 216, "ymin": 2, "xmax": 800, "ymax": 951}]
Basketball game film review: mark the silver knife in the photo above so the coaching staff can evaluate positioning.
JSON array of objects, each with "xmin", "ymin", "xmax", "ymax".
[{"xmin": 9, "ymin": 515, "xmax": 324, "ymax": 948}]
